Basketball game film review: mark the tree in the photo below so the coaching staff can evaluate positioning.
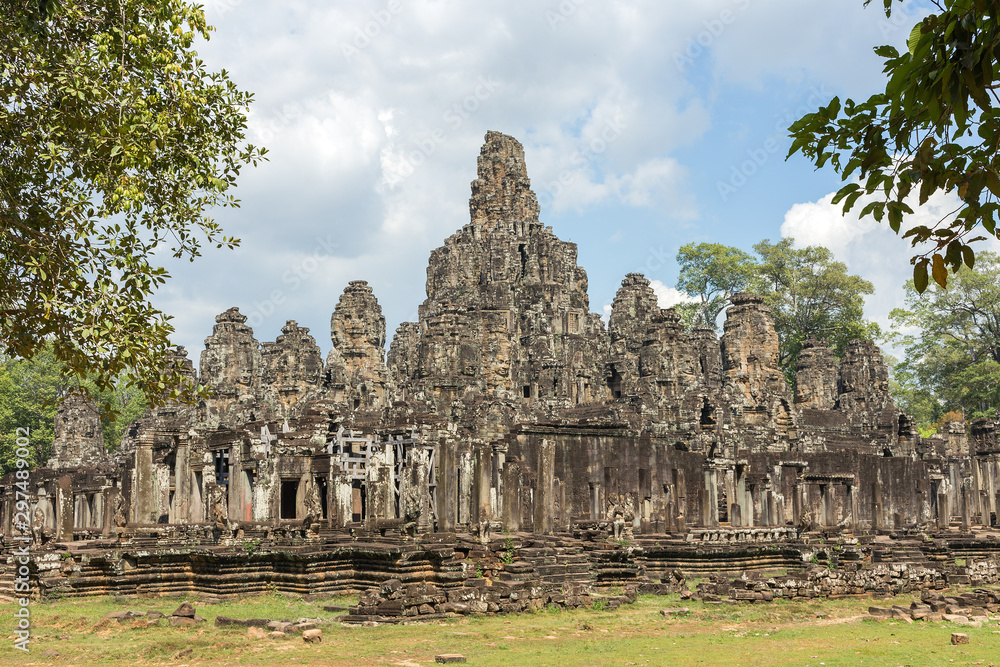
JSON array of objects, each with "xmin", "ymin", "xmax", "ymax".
[
  {"xmin": 1, "ymin": 0, "xmax": 266, "ymax": 413},
  {"xmin": 675, "ymin": 242, "xmax": 757, "ymax": 329},
  {"xmin": 788, "ymin": 0, "xmax": 1000, "ymax": 291},
  {"xmin": 752, "ymin": 238, "xmax": 879, "ymax": 374},
  {"xmin": 889, "ymin": 250, "xmax": 1000, "ymax": 420},
  {"xmin": 886, "ymin": 353, "xmax": 944, "ymax": 433},
  {"xmin": 0, "ymin": 344, "xmax": 147, "ymax": 473}
]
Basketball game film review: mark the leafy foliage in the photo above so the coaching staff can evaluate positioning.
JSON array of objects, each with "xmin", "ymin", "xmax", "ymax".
[
  {"xmin": 752, "ymin": 239, "xmax": 880, "ymax": 374},
  {"xmin": 788, "ymin": 0, "xmax": 1000, "ymax": 291},
  {"xmin": 889, "ymin": 250, "xmax": 1000, "ymax": 422},
  {"xmin": 0, "ymin": 343, "xmax": 147, "ymax": 474},
  {"xmin": 0, "ymin": 0, "xmax": 266, "ymax": 415},
  {"xmin": 886, "ymin": 354, "xmax": 944, "ymax": 433},
  {"xmin": 674, "ymin": 239, "xmax": 879, "ymax": 378},
  {"xmin": 675, "ymin": 243, "xmax": 757, "ymax": 328}
]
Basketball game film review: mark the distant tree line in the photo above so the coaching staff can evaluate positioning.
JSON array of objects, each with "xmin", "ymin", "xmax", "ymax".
[
  {"xmin": 888, "ymin": 251, "xmax": 1000, "ymax": 431},
  {"xmin": 0, "ymin": 343, "xmax": 146, "ymax": 474},
  {"xmin": 675, "ymin": 241, "xmax": 1000, "ymax": 434},
  {"xmin": 674, "ymin": 239, "xmax": 879, "ymax": 382}
]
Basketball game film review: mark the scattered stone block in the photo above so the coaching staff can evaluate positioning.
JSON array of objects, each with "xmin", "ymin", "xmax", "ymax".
[
  {"xmin": 660, "ymin": 608, "xmax": 690, "ymax": 616},
  {"xmin": 172, "ymin": 602, "xmax": 196, "ymax": 618},
  {"xmin": 435, "ymin": 656, "xmax": 467, "ymax": 664},
  {"xmin": 951, "ymin": 633, "xmax": 969, "ymax": 645},
  {"xmin": 103, "ymin": 611, "xmax": 132, "ymax": 621},
  {"xmin": 302, "ymin": 629, "xmax": 322, "ymax": 643},
  {"xmin": 891, "ymin": 609, "xmax": 913, "ymax": 623},
  {"xmin": 215, "ymin": 615, "xmax": 244, "ymax": 628},
  {"xmin": 943, "ymin": 614, "xmax": 971, "ymax": 625}
]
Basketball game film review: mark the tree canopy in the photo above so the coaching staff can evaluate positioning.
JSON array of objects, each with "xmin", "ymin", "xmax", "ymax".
[
  {"xmin": 675, "ymin": 242, "xmax": 757, "ymax": 328},
  {"xmin": 674, "ymin": 238, "xmax": 878, "ymax": 378},
  {"xmin": 1, "ymin": 0, "xmax": 265, "ymax": 413},
  {"xmin": 788, "ymin": 0, "xmax": 1000, "ymax": 292},
  {"xmin": 889, "ymin": 249, "xmax": 1000, "ymax": 424},
  {"xmin": 0, "ymin": 344, "xmax": 146, "ymax": 474},
  {"xmin": 753, "ymin": 239, "xmax": 879, "ymax": 372}
]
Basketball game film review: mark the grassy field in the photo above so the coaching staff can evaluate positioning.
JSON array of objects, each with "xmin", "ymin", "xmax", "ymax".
[{"xmin": 1, "ymin": 589, "xmax": 998, "ymax": 666}]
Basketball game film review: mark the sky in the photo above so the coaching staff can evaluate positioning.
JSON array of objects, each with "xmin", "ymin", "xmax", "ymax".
[{"xmin": 153, "ymin": 0, "xmax": 973, "ymax": 363}]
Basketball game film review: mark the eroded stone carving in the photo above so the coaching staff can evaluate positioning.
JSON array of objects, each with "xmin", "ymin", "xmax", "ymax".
[{"xmin": 3, "ymin": 131, "xmax": 998, "ymax": 583}]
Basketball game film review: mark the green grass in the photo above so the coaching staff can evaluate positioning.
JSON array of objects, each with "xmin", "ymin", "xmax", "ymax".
[{"xmin": 1, "ymin": 590, "xmax": 997, "ymax": 665}]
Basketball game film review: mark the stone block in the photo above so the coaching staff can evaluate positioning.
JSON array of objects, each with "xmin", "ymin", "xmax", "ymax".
[
  {"xmin": 942, "ymin": 614, "xmax": 971, "ymax": 624},
  {"xmin": 659, "ymin": 608, "xmax": 690, "ymax": 616},
  {"xmin": 302, "ymin": 629, "xmax": 322, "ymax": 643},
  {"xmin": 172, "ymin": 602, "xmax": 196, "ymax": 618},
  {"xmin": 951, "ymin": 633, "xmax": 969, "ymax": 645},
  {"xmin": 435, "ymin": 656, "xmax": 467, "ymax": 664}
]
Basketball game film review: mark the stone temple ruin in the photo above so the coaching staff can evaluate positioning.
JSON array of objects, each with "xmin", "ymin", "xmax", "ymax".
[{"xmin": 3, "ymin": 131, "xmax": 1000, "ymax": 611}]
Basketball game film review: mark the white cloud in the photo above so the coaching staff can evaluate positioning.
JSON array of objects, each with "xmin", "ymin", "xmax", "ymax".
[
  {"xmin": 649, "ymin": 280, "xmax": 697, "ymax": 309},
  {"xmin": 602, "ymin": 303, "xmax": 613, "ymax": 323},
  {"xmin": 780, "ymin": 187, "xmax": 1000, "ymax": 354},
  {"xmin": 138, "ymin": 0, "xmax": 915, "ymax": 363}
]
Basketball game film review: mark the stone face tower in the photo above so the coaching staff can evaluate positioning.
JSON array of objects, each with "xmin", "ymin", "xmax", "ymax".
[
  {"xmin": 47, "ymin": 391, "xmax": 106, "ymax": 470},
  {"xmin": 327, "ymin": 280, "xmax": 389, "ymax": 408},
  {"xmin": 9, "ymin": 128, "xmax": 985, "ymax": 556},
  {"xmin": 393, "ymin": 131, "xmax": 607, "ymax": 415}
]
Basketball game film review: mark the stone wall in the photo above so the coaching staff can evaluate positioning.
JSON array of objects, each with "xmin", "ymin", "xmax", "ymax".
[{"xmin": 2, "ymin": 131, "xmax": 999, "ymax": 592}]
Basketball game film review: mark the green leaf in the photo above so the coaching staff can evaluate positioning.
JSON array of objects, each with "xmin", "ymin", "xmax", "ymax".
[
  {"xmin": 962, "ymin": 245, "xmax": 976, "ymax": 269},
  {"xmin": 914, "ymin": 260, "xmax": 929, "ymax": 293},
  {"xmin": 907, "ymin": 23, "xmax": 922, "ymax": 55}
]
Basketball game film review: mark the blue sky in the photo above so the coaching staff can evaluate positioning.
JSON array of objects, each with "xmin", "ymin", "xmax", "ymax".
[{"xmin": 155, "ymin": 0, "xmax": 968, "ymax": 361}]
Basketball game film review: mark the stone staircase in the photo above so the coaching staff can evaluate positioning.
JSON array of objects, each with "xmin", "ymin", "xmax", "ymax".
[{"xmin": 509, "ymin": 536, "xmax": 594, "ymax": 588}]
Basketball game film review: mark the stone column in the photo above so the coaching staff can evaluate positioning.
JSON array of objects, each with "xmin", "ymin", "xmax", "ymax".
[
  {"xmin": 871, "ymin": 482, "xmax": 883, "ymax": 531},
  {"xmin": 961, "ymin": 485, "xmax": 971, "ymax": 532},
  {"xmin": 674, "ymin": 468, "xmax": 687, "ymax": 533},
  {"xmin": 473, "ymin": 445, "xmax": 492, "ymax": 530},
  {"xmin": 730, "ymin": 502, "xmax": 742, "ymax": 528},
  {"xmin": 133, "ymin": 440, "xmax": 157, "ymax": 524},
  {"xmin": 937, "ymin": 492, "xmax": 950, "ymax": 531},
  {"xmin": 846, "ymin": 485, "xmax": 857, "ymax": 532},
  {"xmin": 534, "ymin": 439, "xmax": 554, "ymax": 534},
  {"xmin": 330, "ymin": 472, "xmax": 352, "ymax": 528},
  {"xmin": 57, "ymin": 475, "xmax": 73, "ymax": 540},
  {"xmin": 735, "ymin": 470, "xmax": 747, "ymax": 528},
  {"xmin": 436, "ymin": 439, "xmax": 455, "ymax": 532},
  {"xmin": 501, "ymin": 460, "xmax": 521, "ymax": 532},
  {"xmin": 459, "ymin": 451, "xmax": 474, "ymax": 527},
  {"xmin": 175, "ymin": 441, "xmax": 190, "ymax": 523}
]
